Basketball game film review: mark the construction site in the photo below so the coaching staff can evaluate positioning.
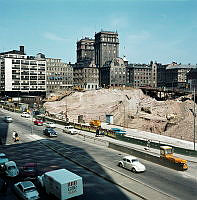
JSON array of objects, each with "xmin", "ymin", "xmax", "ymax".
[{"xmin": 44, "ymin": 88, "xmax": 195, "ymax": 142}]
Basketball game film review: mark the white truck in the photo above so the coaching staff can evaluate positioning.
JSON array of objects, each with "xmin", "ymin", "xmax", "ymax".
[{"xmin": 37, "ymin": 168, "xmax": 83, "ymax": 200}]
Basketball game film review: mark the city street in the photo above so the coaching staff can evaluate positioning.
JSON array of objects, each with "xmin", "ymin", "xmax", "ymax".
[{"xmin": 0, "ymin": 109, "xmax": 197, "ymax": 200}]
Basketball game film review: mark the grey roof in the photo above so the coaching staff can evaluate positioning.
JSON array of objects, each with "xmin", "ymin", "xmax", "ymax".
[{"xmin": 166, "ymin": 64, "xmax": 197, "ymax": 70}]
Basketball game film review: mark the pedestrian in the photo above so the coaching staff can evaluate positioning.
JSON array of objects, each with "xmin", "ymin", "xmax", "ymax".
[
  {"xmin": 14, "ymin": 132, "xmax": 19, "ymax": 142},
  {"xmin": 12, "ymin": 131, "xmax": 16, "ymax": 140},
  {"xmin": 96, "ymin": 129, "xmax": 99, "ymax": 137}
]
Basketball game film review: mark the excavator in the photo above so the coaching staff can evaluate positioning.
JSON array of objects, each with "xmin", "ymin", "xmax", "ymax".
[{"xmin": 160, "ymin": 146, "xmax": 188, "ymax": 170}]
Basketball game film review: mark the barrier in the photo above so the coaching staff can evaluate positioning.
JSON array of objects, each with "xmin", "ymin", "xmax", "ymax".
[{"xmin": 108, "ymin": 143, "xmax": 188, "ymax": 171}]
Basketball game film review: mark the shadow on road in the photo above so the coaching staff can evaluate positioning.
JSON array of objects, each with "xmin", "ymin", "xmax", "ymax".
[{"xmin": 0, "ymin": 139, "xmax": 134, "ymax": 200}]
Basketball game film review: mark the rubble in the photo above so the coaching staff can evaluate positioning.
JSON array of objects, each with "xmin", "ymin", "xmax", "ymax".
[{"xmin": 44, "ymin": 88, "xmax": 195, "ymax": 142}]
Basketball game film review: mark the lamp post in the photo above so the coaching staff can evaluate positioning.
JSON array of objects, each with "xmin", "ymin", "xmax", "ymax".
[{"xmin": 193, "ymin": 88, "xmax": 196, "ymax": 151}]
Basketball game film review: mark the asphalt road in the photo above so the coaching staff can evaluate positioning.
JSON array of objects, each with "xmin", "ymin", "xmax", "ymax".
[
  {"xmin": 1, "ymin": 109, "xmax": 197, "ymax": 200},
  {"xmin": 0, "ymin": 110, "xmax": 142, "ymax": 200}
]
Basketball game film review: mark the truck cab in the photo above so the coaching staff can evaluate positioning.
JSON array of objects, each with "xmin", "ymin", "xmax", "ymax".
[{"xmin": 160, "ymin": 146, "xmax": 188, "ymax": 170}]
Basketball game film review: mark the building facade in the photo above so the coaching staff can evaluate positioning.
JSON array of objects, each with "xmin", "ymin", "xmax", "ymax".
[
  {"xmin": 100, "ymin": 57, "xmax": 126, "ymax": 87},
  {"xmin": 73, "ymin": 61, "xmax": 99, "ymax": 90},
  {"xmin": 127, "ymin": 63, "xmax": 153, "ymax": 87},
  {"xmin": 94, "ymin": 31, "xmax": 119, "ymax": 69},
  {"xmin": 77, "ymin": 37, "xmax": 95, "ymax": 63},
  {"xmin": 165, "ymin": 63, "xmax": 197, "ymax": 89},
  {"xmin": 46, "ymin": 58, "xmax": 73, "ymax": 92},
  {"xmin": 0, "ymin": 46, "xmax": 46, "ymax": 96}
]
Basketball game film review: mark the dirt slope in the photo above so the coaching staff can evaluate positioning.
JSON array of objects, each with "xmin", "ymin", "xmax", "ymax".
[{"xmin": 44, "ymin": 88, "xmax": 195, "ymax": 142}]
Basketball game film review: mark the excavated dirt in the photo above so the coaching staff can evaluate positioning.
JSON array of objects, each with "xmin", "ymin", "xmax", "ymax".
[{"xmin": 44, "ymin": 88, "xmax": 195, "ymax": 142}]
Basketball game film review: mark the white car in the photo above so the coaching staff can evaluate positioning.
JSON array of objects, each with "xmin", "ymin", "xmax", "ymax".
[
  {"xmin": 118, "ymin": 156, "xmax": 146, "ymax": 173},
  {"xmin": 21, "ymin": 112, "xmax": 31, "ymax": 118},
  {"xmin": 63, "ymin": 125, "xmax": 78, "ymax": 135},
  {"xmin": 14, "ymin": 181, "xmax": 39, "ymax": 200},
  {"xmin": 45, "ymin": 122, "xmax": 56, "ymax": 128},
  {"xmin": 4, "ymin": 116, "xmax": 13, "ymax": 123}
]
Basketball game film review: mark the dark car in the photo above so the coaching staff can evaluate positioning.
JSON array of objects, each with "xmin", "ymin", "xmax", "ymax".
[
  {"xmin": 43, "ymin": 128, "xmax": 57, "ymax": 137},
  {"xmin": 20, "ymin": 163, "xmax": 38, "ymax": 180}
]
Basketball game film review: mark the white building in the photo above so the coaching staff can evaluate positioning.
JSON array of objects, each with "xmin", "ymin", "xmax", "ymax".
[{"xmin": 0, "ymin": 46, "xmax": 46, "ymax": 95}]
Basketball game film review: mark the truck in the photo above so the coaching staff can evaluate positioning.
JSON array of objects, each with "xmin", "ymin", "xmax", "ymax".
[
  {"xmin": 160, "ymin": 146, "xmax": 188, "ymax": 170},
  {"xmin": 37, "ymin": 169, "xmax": 83, "ymax": 200}
]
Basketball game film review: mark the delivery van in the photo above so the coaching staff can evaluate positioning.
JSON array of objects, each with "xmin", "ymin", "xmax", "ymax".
[{"xmin": 37, "ymin": 168, "xmax": 83, "ymax": 200}]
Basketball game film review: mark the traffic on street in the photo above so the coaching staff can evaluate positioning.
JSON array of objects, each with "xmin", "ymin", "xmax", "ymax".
[{"xmin": 0, "ymin": 108, "xmax": 197, "ymax": 200}]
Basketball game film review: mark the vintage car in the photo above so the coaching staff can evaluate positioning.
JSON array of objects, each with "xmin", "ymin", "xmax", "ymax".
[
  {"xmin": 118, "ymin": 155, "xmax": 146, "ymax": 173},
  {"xmin": 34, "ymin": 119, "xmax": 43, "ymax": 126},
  {"xmin": 14, "ymin": 181, "xmax": 39, "ymax": 200},
  {"xmin": 20, "ymin": 163, "xmax": 38, "ymax": 180},
  {"xmin": 0, "ymin": 153, "xmax": 9, "ymax": 165},
  {"xmin": 45, "ymin": 121, "xmax": 56, "ymax": 128},
  {"xmin": 63, "ymin": 125, "xmax": 78, "ymax": 135},
  {"xmin": 43, "ymin": 128, "xmax": 57, "ymax": 137},
  {"xmin": 21, "ymin": 112, "xmax": 31, "ymax": 118},
  {"xmin": 4, "ymin": 161, "xmax": 19, "ymax": 177},
  {"xmin": 4, "ymin": 116, "xmax": 13, "ymax": 123}
]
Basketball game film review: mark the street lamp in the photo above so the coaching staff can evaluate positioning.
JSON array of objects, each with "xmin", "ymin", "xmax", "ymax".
[{"xmin": 193, "ymin": 88, "xmax": 196, "ymax": 151}]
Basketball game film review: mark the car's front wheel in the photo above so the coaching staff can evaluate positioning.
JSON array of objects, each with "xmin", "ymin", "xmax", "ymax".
[{"xmin": 131, "ymin": 168, "xmax": 136, "ymax": 173}]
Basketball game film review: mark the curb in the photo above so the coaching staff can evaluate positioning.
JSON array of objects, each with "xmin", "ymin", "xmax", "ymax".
[{"xmin": 32, "ymin": 135, "xmax": 176, "ymax": 200}]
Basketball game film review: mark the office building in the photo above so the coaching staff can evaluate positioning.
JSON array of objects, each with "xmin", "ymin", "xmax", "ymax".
[
  {"xmin": 0, "ymin": 46, "xmax": 46, "ymax": 96},
  {"xmin": 46, "ymin": 58, "xmax": 73, "ymax": 92}
]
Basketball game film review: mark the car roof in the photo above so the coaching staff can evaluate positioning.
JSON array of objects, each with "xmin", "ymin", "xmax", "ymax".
[
  {"xmin": 19, "ymin": 181, "xmax": 35, "ymax": 189},
  {"xmin": 5, "ymin": 161, "xmax": 16, "ymax": 167},
  {"xmin": 123, "ymin": 155, "xmax": 137, "ymax": 160}
]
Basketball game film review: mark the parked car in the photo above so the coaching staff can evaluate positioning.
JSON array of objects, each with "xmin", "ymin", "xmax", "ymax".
[
  {"xmin": 34, "ymin": 119, "xmax": 43, "ymax": 126},
  {"xmin": 63, "ymin": 125, "xmax": 78, "ymax": 135},
  {"xmin": 21, "ymin": 112, "xmax": 31, "ymax": 118},
  {"xmin": 43, "ymin": 128, "xmax": 57, "ymax": 137},
  {"xmin": 45, "ymin": 121, "xmax": 56, "ymax": 128},
  {"xmin": 20, "ymin": 163, "xmax": 38, "ymax": 180},
  {"xmin": 14, "ymin": 181, "xmax": 39, "ymax": 200},
  {"xmin": 4, "ymin": 161, "xmax": 19, "ymax": 177},
  {"xmin": 0, "ymin": 153, "xmax": 9, "ymax": 165},
  {"xmin": 4, "ymin": 116, "xmax": 13, "ymax": 123},
  {"xmin": 118, "ymin": 156, "xmax": 146, "ymax": 173}
]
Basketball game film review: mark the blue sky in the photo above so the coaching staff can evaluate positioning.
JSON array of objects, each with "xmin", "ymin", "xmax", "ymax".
[{"xmin": 0, "ymin": 0, "xmax": 197, "ymax": 64}]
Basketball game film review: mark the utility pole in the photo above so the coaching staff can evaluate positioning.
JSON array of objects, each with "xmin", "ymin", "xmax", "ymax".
[{"xmin": 194, "ymin": 88, "xmax": 196, "ymax": 151}]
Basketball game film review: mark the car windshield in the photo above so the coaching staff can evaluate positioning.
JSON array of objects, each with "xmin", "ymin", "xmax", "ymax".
[
  {"xmin": 49, "ymin": 129, "xmax": 56, "ymax": 133},
  {"xmin": 0, "ymin": 156, "xmax": 6, "ymax": 159},
  {"xmin": 8, "ymin": 166, "xmax": 16, "ymax": 170}
]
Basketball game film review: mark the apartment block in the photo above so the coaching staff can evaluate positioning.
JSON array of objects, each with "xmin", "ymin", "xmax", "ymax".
[{"xmin": 0, "ymin": 46, "xmax": 46, "ymax": 96}]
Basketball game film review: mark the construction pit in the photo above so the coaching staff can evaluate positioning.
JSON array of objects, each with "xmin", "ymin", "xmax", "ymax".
[{"xmin": 44, "ymin": 88, "xmax": 195, "ymax": 142}]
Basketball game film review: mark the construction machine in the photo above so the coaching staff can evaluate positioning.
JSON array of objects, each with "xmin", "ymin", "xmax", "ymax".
[
  {"xmin": 89, "ymin": 120, "xmax": 101, "ymax": 127},
  {"xmin": 160, "ymin": 146, "xmax": 188, "ymax": 170}
]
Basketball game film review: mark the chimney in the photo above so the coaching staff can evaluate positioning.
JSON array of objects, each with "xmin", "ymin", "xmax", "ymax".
[{"xmin": 20, "ymin": 46, "xmax": 24, "ymax": 54}]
